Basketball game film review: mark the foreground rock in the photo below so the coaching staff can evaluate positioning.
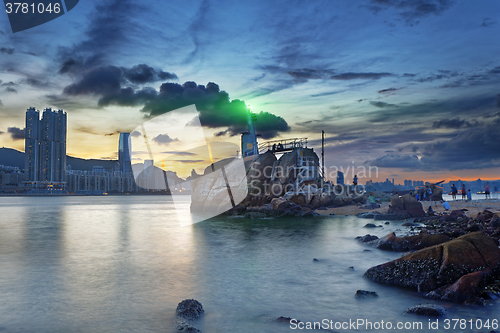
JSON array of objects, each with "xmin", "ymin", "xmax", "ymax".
[
  {"xmin": 365, "ymin": 230, "xmax": 451, "ymax": 252},
  {"xmin": 364, "ymin": 232, "xmax": 500, "ymax": 304},
  {"xmin": 404, "ymin": 304, "xmax": 446, "ymax": 317},
  {"xmin": 176, "ymin": 299, "xmax": 204, "ymax": 332}
]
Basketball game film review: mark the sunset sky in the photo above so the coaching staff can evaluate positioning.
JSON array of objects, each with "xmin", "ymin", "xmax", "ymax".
[{"xmin": 0, "ymin": 0, "xmax": 499, "ymax": 182}]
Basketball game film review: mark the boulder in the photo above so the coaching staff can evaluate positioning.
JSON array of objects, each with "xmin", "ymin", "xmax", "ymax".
[
  {"xmin": 176, "ymin": 299, "xmax": 204, "ymax": 320},
  {"xmin": 390, "ymin": 195, "xmax": 405, "ymax": 210},
  {"xmin": 404, "ymin": 201, "xmax": 426, "ymax": 217},
  {"xmin": 355, "ymin": 290, "xmax": 378, "ymax": 298},
  {"xmin": 176, "ymin": 320, "xmax": 202, "ymax": 332},
  {"xmin": 356, "ymin": 234, "xmax": 379, "ymax": 243},
  {"xmin": 426, "ymin": 269, "xmax": 493, "ymax": 303},
  {"xmin": 364, "ymin": 232, "xmax": 500, "ymax": 302},
  {"xmin": 404, "ymin": 304, "xmax": 446, "ymax": 317}
]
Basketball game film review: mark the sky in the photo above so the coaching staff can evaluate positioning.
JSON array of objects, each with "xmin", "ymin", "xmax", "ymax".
[{"xmin": 0, "ymin": 0, "xmax": 499, "ymax": 182}]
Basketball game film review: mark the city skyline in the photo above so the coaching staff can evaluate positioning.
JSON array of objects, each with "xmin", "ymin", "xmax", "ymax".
[{"xmin": 0, "ymin": 0, "xmax": 499, "ymax": 184}]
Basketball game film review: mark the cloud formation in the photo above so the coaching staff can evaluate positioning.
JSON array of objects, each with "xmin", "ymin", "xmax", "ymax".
[
  {"xmin": 368, "ymin": 0, "xmax": 456, "ymax": 24},
  {"xmin": 152, "ymin": 134, "xmax": 179, "ymax": 146},
  {"xmin": 7, "ymin": 127, "xmax": 25, "ymax": 140},
  {"xmin": 0, "ymin": 48, "xmax": 14, "ymax": 54}
]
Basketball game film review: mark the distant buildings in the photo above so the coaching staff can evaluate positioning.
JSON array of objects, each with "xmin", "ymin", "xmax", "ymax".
[{"xmin": 25, "ymin": 107, "xmax": 67, "ymax": 185}]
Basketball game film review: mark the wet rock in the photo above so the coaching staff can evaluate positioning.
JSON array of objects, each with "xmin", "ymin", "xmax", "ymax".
[
  {"xmin": 176, "ymin": 299, "xmax": 204, "ymax": 321},
  {"xmin": 384, "ymin": 221, "xmax": 390, "ymax": 225},
  {"xmin": 313, "ymin": 258, "xmax": 319, "ymax": 262},
  {"xmin": 276, "ymin": 316, "xmax": 298, "ymax": 323},
  {"xmin": 404, "ymin": 304, "xmax": 446, "ymax": 317},
  {"xmin": 355, "ymin": 290, "xmax": 378, "ymax": 298},
  {"xmin": 364, "ymin": 223, "xmax": 378, "ymax": 228},
  {"xmin": 364, "ymin": 232, "xmax": 500, "ymax": 303},
  {"xmin": 176, "ymin": 320, "xmax": 202, "ymax": 332},
  {"xmin": 357, "ymin": 212, "xmax": 379, "ymax": 219},
  {"xmin": 348, "ymin": 266, "xmax": 354, "ymax": 271},
  {"xmin": 402, "ymin": 222, "xmax": 420, "ymax": 227},
  {"xmin": 426, "ymin": 269, "xmax": 493, "ymax": 303},
  {"xmin": 355, "ymin": 234, "xmax": 379, "ymax": 243}
]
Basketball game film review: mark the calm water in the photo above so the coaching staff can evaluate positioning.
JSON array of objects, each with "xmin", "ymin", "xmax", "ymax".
[{"xmin": 0, "ymin": 196, "xmax": 498, "ymax": 333}]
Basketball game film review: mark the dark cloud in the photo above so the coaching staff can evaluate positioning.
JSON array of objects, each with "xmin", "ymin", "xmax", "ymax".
[
  {"xmin": 96, "ymin": 81, "xmax": 290, "ymax": 140},
  {"xmin": 5, "ymin": 87, "xmax": 17, "ymax": 93},
  {"xmin": 368, "ymin": 0, "xmax": 456, "ymax": 24},
  {"xmin": 378, "ymin": 87, "xmax": 401, "ymax": 94},
  {"xmin": 131, "ymin": 131, "xmax": 141, "ymax": 138},
  {"xmin": 497, "ymin": 94, "xmax": 500, "ymax": 107},
  {"xmin": 214, "ymin": 130, "xmax": 229, "ymax": 137},
  {"xmin": 152, "ymin": 134, "xmax": 179, "ymax": 146},
  {"xmin": 162, "ymin": 151, "xmax": 196, "ymax": 156},
  {"xmin": 331, "ymin": 72, "xmax": 393, "ymax": 80},
  {"xmin": 1, "ymin": 81, "xmax": 16, "ymax": 86},
  {"xmin": 367, "ymin": 122, "xmax": 500, "ymax": 171},
  {"xmin": 58, "ymin": 0, "xmax": 143, "ymax": 70},
  {"xmin": 0, "ymin": 47, "xmax": 14, "ymax": 54},
  {"xmin": 63, "ymin": 65, "xmax": 176, "ymax": 101},
  {"xmin": 22, "ymin": 78, "xmax": 52, "ymax": 88},
  {"xmin": 370, "ymin": 101, "xmax": 398, "ymax": 108},
  {"xmin": 481, "ymin": 18, "xmax": 497, "ymax": 28},
  {"xmin": 7, "ymin": 127, "xmax": 25, "ymax": 140},
  {"xmin": 286, "ymin": 68, "xmax": 336, "ymax": 80},
  {"xmin": 123, "ymin": 64, "xmax": 177, "ymax": 84},
  {"xmin": 432, "ymin": 118, "xmax": 474, "ymax": 129},
  {"xmin": 176, "ymin": 160, "xmax": 204, "ymax": 163},
  {"xmin": 367, "ymin": 154, "xmax": 421, "ymax": 169}
]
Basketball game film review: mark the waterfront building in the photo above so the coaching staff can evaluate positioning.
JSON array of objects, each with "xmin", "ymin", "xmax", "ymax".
[
  {"xmin": 118, "ymin": 133, "xmax": 132, "ymax": 173},
  {"xmin": 25, "ymin": 107, "xmax": 67, "ymax": 183}
]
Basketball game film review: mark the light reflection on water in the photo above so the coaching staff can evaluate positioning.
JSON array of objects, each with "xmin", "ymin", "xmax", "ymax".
[{"xmin": 0, "ymin": 196, "xmax": 498, "ymax": 332}]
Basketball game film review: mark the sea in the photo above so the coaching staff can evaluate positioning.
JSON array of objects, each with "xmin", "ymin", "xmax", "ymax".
[{"xmin": 0, "ymin": 196, "xmax": 499, "ymax": 333}]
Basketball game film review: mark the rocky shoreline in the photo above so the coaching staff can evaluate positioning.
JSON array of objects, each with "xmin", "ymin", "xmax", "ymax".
[{"xmin": 357, "ymin": 207, "xmax": 500, "ymax": 305}]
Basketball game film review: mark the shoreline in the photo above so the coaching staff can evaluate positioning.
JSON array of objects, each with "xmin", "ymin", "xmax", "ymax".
[{"xmin": 316, "ymin": 199, "xmax": 500, "ymax": 217}]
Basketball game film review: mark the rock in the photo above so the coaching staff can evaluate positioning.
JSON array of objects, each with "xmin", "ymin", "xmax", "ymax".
[
  {"xmin": 276, "ymin": 316, "xmax": 298, "ymax": 323},
  {"xmin": 373, "ymin": 232, "xmax": 409, "ymax": 251},
  {"xmin": 404, "ymin": 304, "xmax": 446, "ymax": 317},
  {"xmin": 364, "ymin": 232, "xmax": 500, "ymax": 302},
  {"xmin": 348, "ymin": 266, "xmax": 354, "ymax": 271},
  {"xmin": 317, "ymin": 206, "xmax": 327, "ymax": 211},
  {"xmin": 402, "ymin": 222, "xmax": 420, "ymax": 227},
  {"xmin": 450, "ymin": 210, "xmax": 466, "ymax": 219},
  {"xmin": 355, "ymin": 234, "xmax": 379, "ymax": 243},
  {"xmin": 357, "ymin": 212, "xmax": 378, "ymax": 219},
  {"xmin": 364, "ymin": 223, "xmax": 378, "ymax": 228},
  {"xmin": 404, "ymin": 201, "xmax": 426, "ymax": 217},
  {"xmin": 390, "ymin": 195, "xmax": 405, "ymax": 210},
  {"xmin": 313, "ymin": 258, "xmax": 319, "ymax": 262},
  {"xmin": 355, "ymin": 290, "xmax": 378, "ymax": 298},
  {"xmin": 176, "ymin": 299, "xmax": 204, "ymax": 320},
  {"xmin": 426, "ymin": 269, "xmax": 493, "ymax": 303},
  {"xmin": 489, "ymin": 214, "xmax": 500, "ymax": 228},
  {"xmin": 384, "ymin": 221, "xmax": 390, "ymax": 225},
  {"xmin": 176, "ymin": 320, "xmax": 202, "ymax": 332},
  {"xmin": 244, "ymin": 211, "xmax": 268, "ymax": 219}
]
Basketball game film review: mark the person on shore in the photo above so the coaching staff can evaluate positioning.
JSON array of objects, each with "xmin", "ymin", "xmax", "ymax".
[
  {"xmin": 353, "ymin": 175, "xmax": 358, "ymax": 188},
  {"xmin": 427, "ymin": 205, "xmax": 434, "ymax": 216},
  {"xmin": 467, "ymin": 189, "xmax": 472, "ymax": 201},
  {"xmin": 485, "ymin": 183, "xmax": 490, "ymax": 200},
  {"xmin": 427, "ymin": 186, "xmax": 432, "ymax": 201},
  {"xmin": 461, "ymin": 184, "xmax": 466, "ymax": 201},
  {"xmin": 442, "ymin": 200, "xmax": 451, "ymax": 211},
  {"xmin": 368, "ymin": 194, "xmax": 376, "ymax": 209},
  {"xmin": 451, "ymin": 184, "xmax": 457, "ymax": 200}
]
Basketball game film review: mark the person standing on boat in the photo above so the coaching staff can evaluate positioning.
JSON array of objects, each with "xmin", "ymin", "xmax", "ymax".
[
  {"xmin": 451, "ymin": 184, "xmax": 458, "ymax": 200},
  {"xmin": 461, "ymin": 184, "xmax": 466, "ymax": 201},
  {"xmin": 485, "ymin": 183, "xmax": 491, "ymax": 200}
]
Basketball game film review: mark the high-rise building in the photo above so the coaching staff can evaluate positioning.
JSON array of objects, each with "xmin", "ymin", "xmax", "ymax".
[
  {"xmin": 118, "ymin": 133, "xmax": 132, "ymax": 173},
  {"xmin": 25, "ymin": 107, "xmax": 67, "ymax": 182}
]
